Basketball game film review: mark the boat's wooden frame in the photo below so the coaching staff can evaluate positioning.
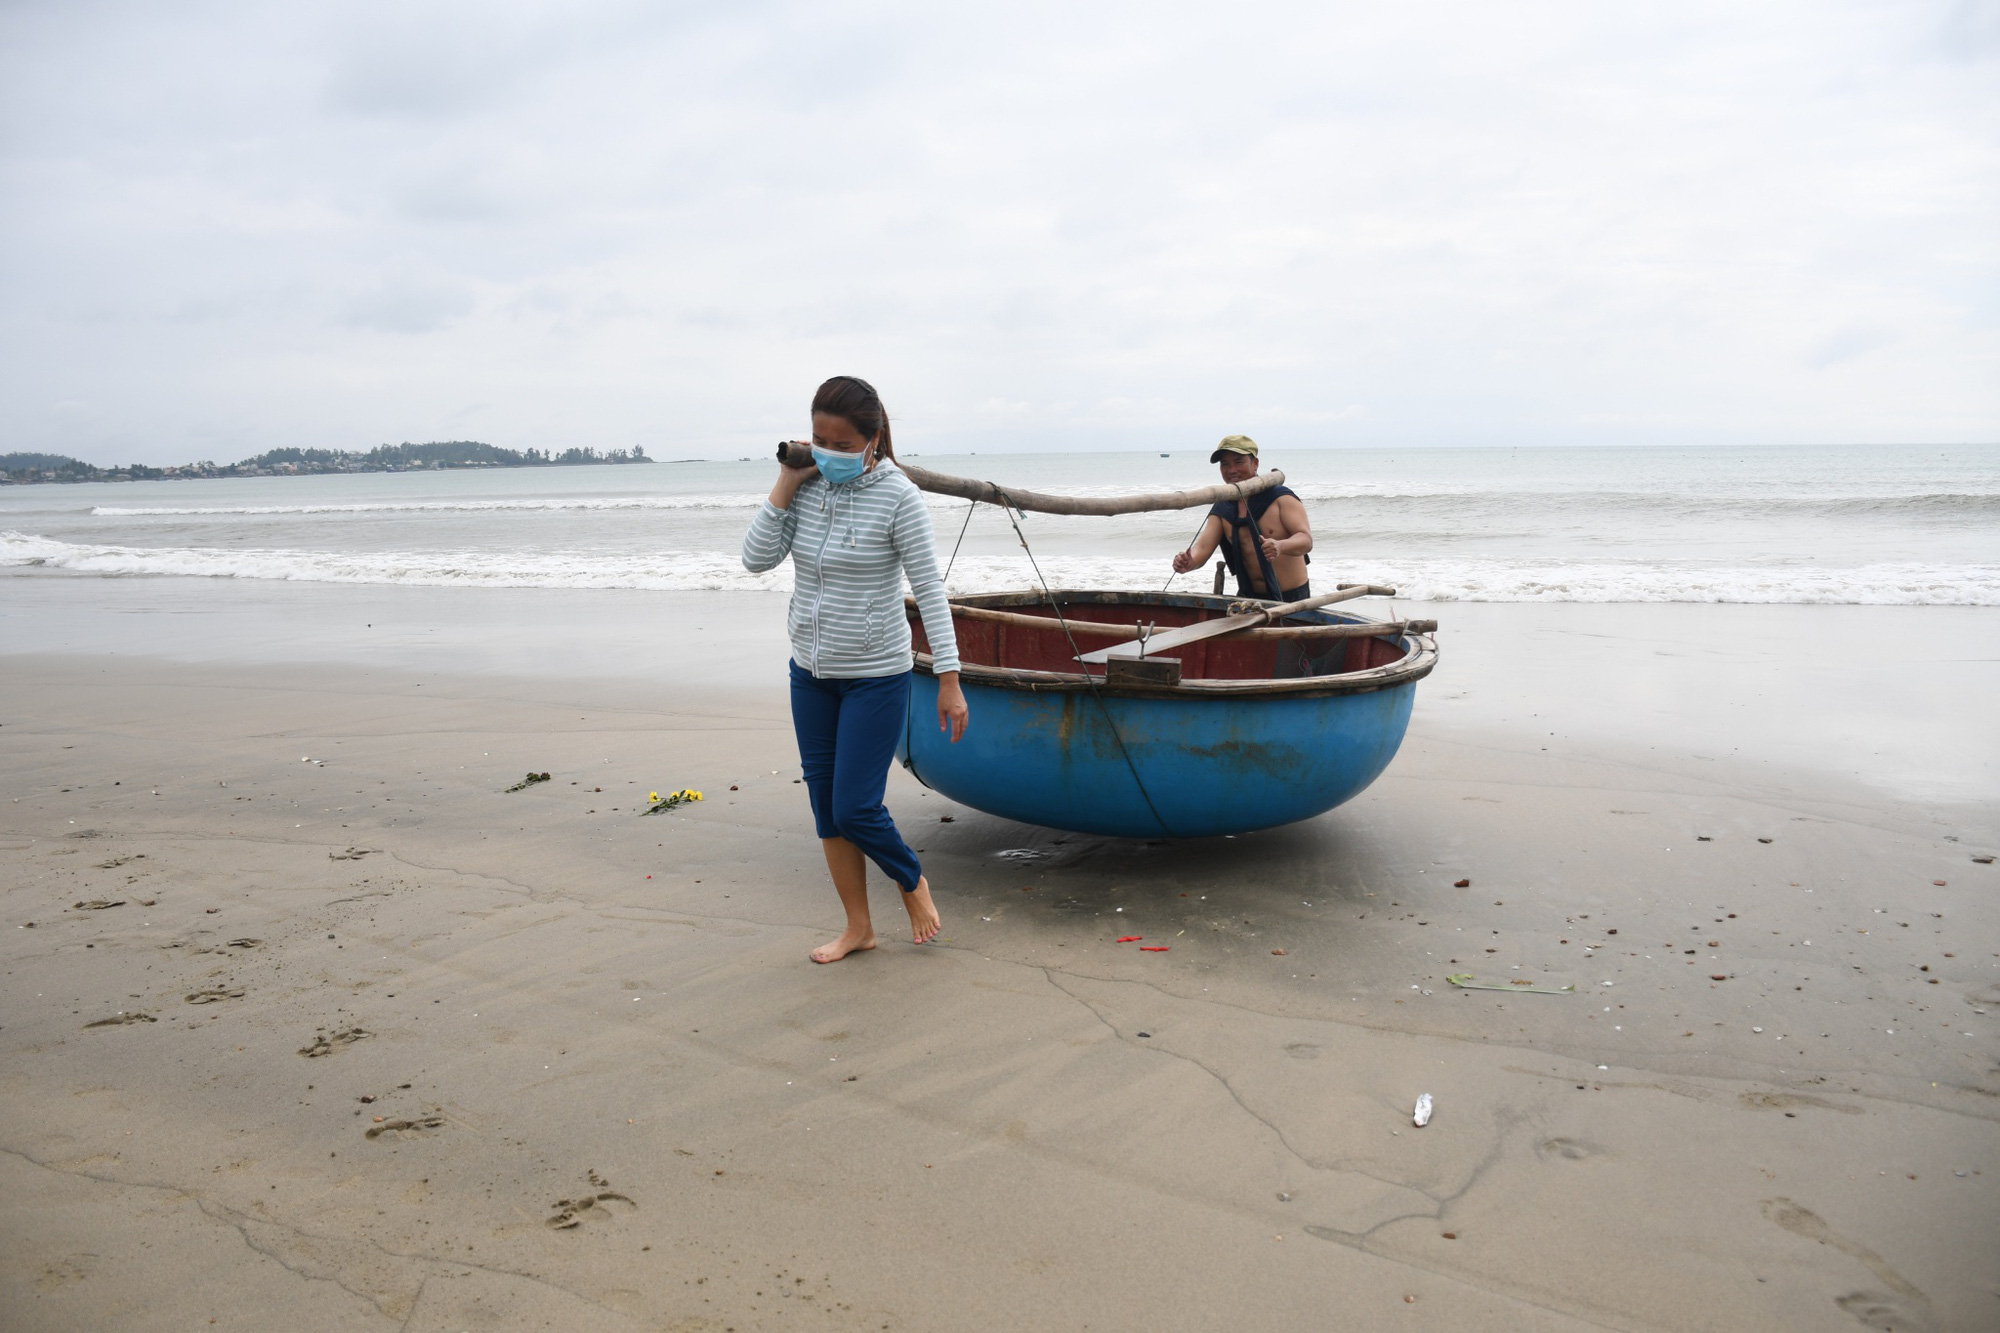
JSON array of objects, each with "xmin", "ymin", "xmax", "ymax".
[
  {"xmin": 907, "ymin": 589, "xmax": 1438, "ymax": 701},
  {"xmin": 909, "ymin": 597, "xmax": 1435, "ymax": 643}
]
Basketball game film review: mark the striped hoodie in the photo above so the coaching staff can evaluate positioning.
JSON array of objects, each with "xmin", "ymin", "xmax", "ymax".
[{"xmin": 741, "ymin": 458, "xmax": 962, "ymax": 678}]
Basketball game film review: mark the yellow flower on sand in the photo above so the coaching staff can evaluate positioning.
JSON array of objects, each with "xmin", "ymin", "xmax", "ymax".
[{"xmin": 649, "ymin": 791, "xmax": 660, "ymax": 802}]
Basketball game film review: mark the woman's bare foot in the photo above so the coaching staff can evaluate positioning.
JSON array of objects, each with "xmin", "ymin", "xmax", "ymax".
[
  {"xmin": 810, "ymin": 927, "xmax": 876, "ymax": 964},
  {"xmin": 903, "ymin": 877, "xmax": 942, "ymax": 944}
]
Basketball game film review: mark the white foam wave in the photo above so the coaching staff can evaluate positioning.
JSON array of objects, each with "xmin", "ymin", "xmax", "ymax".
[
  {"xmin": 1, "ymin": 530, "xmax": 793, "ymax": 591},
  {"xmin": 90, "ymin": 494, "xmax": 763, "ymax": 516},
  {"xmin": 82, "ymin": 485, "xmax": 2000, "ymax": 522},
  {"xmin": 1348, "ymin": 559, "xmax": 2000, "ymax": 606},
  {"xmin": 5, "ymin": 531, "xmax": 1995, "ymax": 604}
]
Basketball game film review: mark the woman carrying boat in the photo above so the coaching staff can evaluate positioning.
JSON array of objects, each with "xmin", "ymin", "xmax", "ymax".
[{"xmin": 742, "ymin": 375, "xmax": 969, "ymax": 962}]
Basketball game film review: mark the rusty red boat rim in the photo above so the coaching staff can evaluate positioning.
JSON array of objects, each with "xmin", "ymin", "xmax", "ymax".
[{"xmin": 908, "ymin": 588, "xmax": 1438, "ymax": 699}]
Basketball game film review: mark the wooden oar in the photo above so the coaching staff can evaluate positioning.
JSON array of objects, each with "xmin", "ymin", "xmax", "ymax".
[{"xmin": 1074, "ymin": 584, "xmax": 1398, "ymax": 664}]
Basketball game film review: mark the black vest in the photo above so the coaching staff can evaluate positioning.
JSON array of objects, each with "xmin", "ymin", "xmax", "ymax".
[{"xmin": 1209, "ymin": 484, "xmax": 1306, "ymax": 597}]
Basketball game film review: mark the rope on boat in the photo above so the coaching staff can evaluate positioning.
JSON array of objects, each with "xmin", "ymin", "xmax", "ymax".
[
  {"xmin": 993, "ymin": 488, "xmax": 1177, "ymax": 840},
  {"xmin": 942, "ymin": 497, "xmax": 977, "ymax": 585},
  {"xmin": 1162, "ymin": 510, "xmax": 1213, "ymax": 593},
  {"xmin": 917, "ymin": 448, "xmax": 1213, "ymax": 596}
]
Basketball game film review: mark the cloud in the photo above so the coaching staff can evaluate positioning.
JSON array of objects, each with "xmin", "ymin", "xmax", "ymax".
[
  {"xmin": 1938, "ymin": 0, "xmax": 2000, "ymax": 59},
  {"xmin": 317, "ymin": 2, "xmax": 593, "ymax": 119},
  {"xmin": 338, "ymin": 274, "xmax": 478, "ymax": 334},
  {"xmin": 0, "ymin": 0, "xmax": 1996, "ymax": 463},
  {"xmin": 1807, "ymin": 327, "xmax": 1895, "ymax": 371}
]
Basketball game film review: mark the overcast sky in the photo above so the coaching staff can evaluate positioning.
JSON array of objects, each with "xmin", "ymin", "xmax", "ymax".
[{"xmin": 2, "ymin": 0, "xmax": 1996, "ymax": 464}]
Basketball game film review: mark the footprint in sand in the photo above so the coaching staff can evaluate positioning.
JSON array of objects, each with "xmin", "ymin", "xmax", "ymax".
[
  {"xmin": 185, "ymin": 986, "xmax": 245, "ymax": 1004},
  {"xmin": 73, "ymin": 899, "xmax": 126, "ymax": 911},
  {"xmin": 225, "ymin": 938, "xmax": 262, "ymax": 949},
  {"xmin": 1740, "ymin": 1091, "xmax": 1862, "ymax": 1115},
  {"xmin": 35, "ymin": 1256, "xmax": 91, "ymax": 1291},
  {"xmin": 1763, "ymin": 1198, "xmax": 1935, "ymax": 1332},
  {"xmin": 298, "ymin": 1027, "xmax": 371, "ymax": 1057},
  {"xmin": 1835, "ymin": 1290, "xmax": 1936, "ymax": 1333},
  {"xmin": 546, "ymin": 1169, "xmax": 638, "ymax": 1229},
  {"xmin": 365, "ymin": 1112, "xmax": 445, "ymax": 1140},
  {"xmin": 1535, "ymin": 1137, "xmax": 1599, "ymax": 1161},
  {"xmin": 85, "ymin": 1012, "xmax": 157, "ymax": 1028},
  {"xmin": 329, "ymin": 847, "xmax": 378, "ymax": 861}
]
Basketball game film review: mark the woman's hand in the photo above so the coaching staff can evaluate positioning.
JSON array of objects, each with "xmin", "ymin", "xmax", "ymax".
[
  {"xmin": 768, "ymin": 443, "xmax": 815, "ymax": 509},
  {"xmin": 936, "ymin": 671, "xmax": 969, "ymax": 744}
]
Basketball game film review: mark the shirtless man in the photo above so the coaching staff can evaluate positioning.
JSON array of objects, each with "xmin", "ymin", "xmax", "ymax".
[{"xmin": 1170, "ymin": 435, "xmax": 1314, "ymax": 600}]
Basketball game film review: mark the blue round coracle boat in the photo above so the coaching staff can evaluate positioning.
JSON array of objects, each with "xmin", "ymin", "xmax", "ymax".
[{"xmin": 897, "ymin": 589, "xmax": 1438, "ymax": 838}]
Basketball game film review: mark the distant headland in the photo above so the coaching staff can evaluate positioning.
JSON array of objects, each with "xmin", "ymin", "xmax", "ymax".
[{"xmin": 0, "ymin": 441, "xmax": 652, "ymax": 485}]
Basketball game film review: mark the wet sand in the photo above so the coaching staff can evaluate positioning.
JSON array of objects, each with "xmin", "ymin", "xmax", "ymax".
[{"xmin": 2, "ymin": 641, "xmax": 1997, "ymax": 1330}]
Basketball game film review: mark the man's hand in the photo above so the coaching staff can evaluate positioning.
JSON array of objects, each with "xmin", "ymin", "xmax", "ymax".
[
  {"xmin": 1259, "ymin": 534, "xmax": 1284, "ymax": 562},
  {"xmin": 1171, "ymin": 548, "xmax": 1199, "ymax": 574}
]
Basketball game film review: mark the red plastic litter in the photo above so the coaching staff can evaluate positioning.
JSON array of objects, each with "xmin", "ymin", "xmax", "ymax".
[
  {"xmin": 1116, "ymin": 936, "xmax": 1143, "ymax": 943},
  {"xmin": 1933, "ymin": 880, "xmax": 1947, "ymax": 886},
  {"xmin": 1453, "ymin": 878, "xmax": 1470, "ymax": 888},
  {"xmin": 1139, "ymin": 946, "xmax": 1170, "ymax": 952}
]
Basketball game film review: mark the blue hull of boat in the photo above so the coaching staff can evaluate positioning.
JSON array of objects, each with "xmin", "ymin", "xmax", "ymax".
[{"xmin": 898, "ymin": 675, "xmax": 1416, "ymax": 838}]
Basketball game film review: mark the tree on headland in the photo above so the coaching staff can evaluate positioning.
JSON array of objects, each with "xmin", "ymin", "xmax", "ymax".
[
  {"xmin": 1, "ymin": 441, "xmax": 654, "ymax": 484},
  {"xmin": 1, "ymin": 452, "xmax": 102, "ymax": 482}
]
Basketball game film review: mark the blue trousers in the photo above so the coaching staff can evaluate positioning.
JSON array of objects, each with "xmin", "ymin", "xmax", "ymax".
[{"xmin": 788, "ymin": 661, "xmax": 923, "ymax": 893}]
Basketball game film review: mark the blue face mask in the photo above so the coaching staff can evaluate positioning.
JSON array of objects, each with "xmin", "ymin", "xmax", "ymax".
[{"xmin": 811, "ymin": 444, "xmax": 871, "ymax": 485}]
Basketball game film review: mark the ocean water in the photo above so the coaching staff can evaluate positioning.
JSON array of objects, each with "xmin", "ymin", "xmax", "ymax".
[{"xmin": 3, "ymin": 443, "xmax": 1997, "ymax": 605}]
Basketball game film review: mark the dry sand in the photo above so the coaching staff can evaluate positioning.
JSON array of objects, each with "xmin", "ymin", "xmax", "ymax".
[{"xmin": 2, "ymin": 650, "xmax": 1996, "ymax": 1331}]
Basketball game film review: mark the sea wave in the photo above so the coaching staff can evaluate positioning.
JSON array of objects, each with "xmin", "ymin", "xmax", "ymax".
[
  {"xmin": 1291, "ymin": 488, "xmax": 2000, "ymax": 518},
  {"xmin": 90, "ymin": 494, "xmax": 763, "ymax": 516},
  {"xmin": 1, "ymin": 531, "xmax": 791, "ymax": 592},
  {"xmin": 5, "ymin": 531, "xmax": 1997, "ymax": 604},
  {"xmin": 1819, "ymin": 492, "xmax": 2000, "ymax": 518},
  {"xmin": 1361, "ymin": 559, "xmax": 2000, "ymax": 605},
  {"xmin": 88, "ymin": 487, "xmax": 2000, "ymax": 521}
]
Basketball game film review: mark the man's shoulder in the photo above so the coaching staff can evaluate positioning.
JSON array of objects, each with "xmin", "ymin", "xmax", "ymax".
[{"xmin": 1243, "ymin": 482, "xmax": 1301, "ymax": 509}]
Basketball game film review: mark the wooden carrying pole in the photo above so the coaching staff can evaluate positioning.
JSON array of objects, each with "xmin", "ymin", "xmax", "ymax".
[{"xmin": 775, "ymin": 441, "xmax": 1284, "ymax": 516}]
